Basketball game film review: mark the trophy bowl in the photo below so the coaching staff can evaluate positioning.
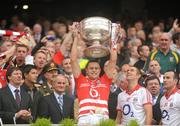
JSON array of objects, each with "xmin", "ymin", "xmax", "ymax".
[{"xmin": 80, "ymin": 17, "xmax": 112, "ymax": 58}]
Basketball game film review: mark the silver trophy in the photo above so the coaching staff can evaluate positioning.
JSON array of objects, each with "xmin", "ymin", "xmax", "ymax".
[{"xmin": 80, "ymin": 17, "xmax": 112, "ymax": 58}]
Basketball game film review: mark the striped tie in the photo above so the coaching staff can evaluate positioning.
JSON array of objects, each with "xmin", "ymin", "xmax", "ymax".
[
  {"xmin": 14, "ymin": 89, "xmax": 21, "ymax": 107},
  {"xmin": 58, "ymin": 95, "xmax": 63, "ymax": 113}
]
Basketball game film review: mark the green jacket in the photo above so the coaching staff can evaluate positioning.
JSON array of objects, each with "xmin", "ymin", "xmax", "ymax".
[{"xmin": 144, "ymin": 49, "xmax": 180, "ymax": 74}]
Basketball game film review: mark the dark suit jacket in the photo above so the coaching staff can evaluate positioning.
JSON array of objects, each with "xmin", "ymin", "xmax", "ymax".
[
  {"xmin": 108, "ymin": 88, "xmax": 122, "ymax": 120},
  {"xmin": 21, "ymin": 84, "xmax": 43, "ymax": 121},
  {"xmin": 153, "ymin": 94, "xmax": 163, "ymax": 125},
  {"xmin": 38, "ymin": 93, "xmax": 74, "ymax": 124},
  {"xmin": 0, "ymin": 86, "xmax": 32, "ymax": 124}
]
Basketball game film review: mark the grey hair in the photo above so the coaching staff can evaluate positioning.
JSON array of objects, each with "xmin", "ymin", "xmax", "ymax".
[{"xmin": 116, "ymin": 72, "xmax": 127, "ymax": 83}]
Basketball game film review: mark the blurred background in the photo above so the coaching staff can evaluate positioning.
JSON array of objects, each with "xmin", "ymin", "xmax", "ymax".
[{"xmin": 0, "ymin": 0, "xmax": 179, "ymax": 26}]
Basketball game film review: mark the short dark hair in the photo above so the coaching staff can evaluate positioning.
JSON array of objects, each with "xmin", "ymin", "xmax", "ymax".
[
  {"xmin": 23, "ymin": 65, "xmax": 36, "ymax": 75},
  {"xmin": 137, "ymin": 44, "xmax": 148, "ymax": 55},
  {"xmin": 145, "ymin": 75, "xmax": 160, "ymax": 87},
  {"xmin": 6, "ymin": 67, "xmax": 22, "ymax": 82},
  {"xmin": 165, "ymin": 70, "xmax": 178, "ymax": 80},
  {"xmin": 16, "ymin": 44, "xmax": 29, "ymax": 51},
  {"xmin": 85, "ymin": 59, "xmax": 100, "ymax": 69},
  {"xmin": 137, "ymin": 45, "xmax": 143, "ymax": 55},
  {"xmin": 172, "ymin": 32, "xmax": 180, "ymax": 44}
]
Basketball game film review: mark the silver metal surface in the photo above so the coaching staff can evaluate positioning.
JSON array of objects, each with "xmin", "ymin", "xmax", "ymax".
[{"xmin": 80, "ymin": 17, "xmax": 111, "ymax": 58}]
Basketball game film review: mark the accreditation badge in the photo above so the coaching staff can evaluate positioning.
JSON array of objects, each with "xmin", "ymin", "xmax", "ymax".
[{"xmin": 169, "ymin": 57, "xmax": 174, "ymax": 62}]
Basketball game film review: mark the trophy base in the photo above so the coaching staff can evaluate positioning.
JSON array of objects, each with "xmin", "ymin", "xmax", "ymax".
[{"xmin": 84, "ymin": 45, "xmax": 109, "ymax": 58}]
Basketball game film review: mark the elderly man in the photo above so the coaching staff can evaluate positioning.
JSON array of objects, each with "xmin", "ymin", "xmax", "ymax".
[
  {"xmin": 38, "ymin": 74, "xmax": 74, "ymax": 124},
  {"xmin": 108, "ymin": 72, "xmax": 128, "ymax": 120},
  {"xmin": 144, "ymin": 32, "xmax": 180, "ymax": 74},
  {"xmin": 38, "ymin": 62, "xmax": 59, "ymax": 96}
]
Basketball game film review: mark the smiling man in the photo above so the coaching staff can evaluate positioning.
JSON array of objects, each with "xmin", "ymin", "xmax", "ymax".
[
  {"xmin": 71, "ymin": 32, "xmax": 117, "ymax": 125},
  {"xmin": 0, "ymin": 67, "xmax": 32, "ymax": 124}
]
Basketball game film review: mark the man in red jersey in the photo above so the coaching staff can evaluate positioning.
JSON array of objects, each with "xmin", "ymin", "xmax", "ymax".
[{"xmin": 71, "ymin": 32, "xmax": 117, "ymax": 125}]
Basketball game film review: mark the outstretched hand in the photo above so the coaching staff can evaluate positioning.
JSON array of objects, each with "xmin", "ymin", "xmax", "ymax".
[
  {"xmin": 71, "ymin": 22, "xmax": 80, "ymax": 39},
  {"xmin": 172, "ymin": 19, "xmax": 179, "ymax": 31}
]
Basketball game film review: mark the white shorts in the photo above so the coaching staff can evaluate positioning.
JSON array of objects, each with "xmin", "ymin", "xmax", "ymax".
[{"xmin": 78, "ymin": 114, "xmax": 109, "ymax": 126}]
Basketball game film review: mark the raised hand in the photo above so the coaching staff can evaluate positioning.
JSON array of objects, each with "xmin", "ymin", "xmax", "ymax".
[{"xmin": 172, "ymin": 19, "xmax": 179, "ymax": 31}]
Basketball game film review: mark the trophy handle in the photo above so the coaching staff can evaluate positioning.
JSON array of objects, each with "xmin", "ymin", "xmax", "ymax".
[{"xmin": 111, "ymin": 23, "xmax": 121, "ymax": 49}]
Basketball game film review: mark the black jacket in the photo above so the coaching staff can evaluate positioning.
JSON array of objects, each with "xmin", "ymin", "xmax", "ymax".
[
  {"xmin": 21, "ymin": 84, "xmax": 43, "ymax": 121},
  {"xmin": 0, "ymin": 86, "xmax": 32, "ymax": 124},
  {"xmin": 108, "ymin": 88, "xmax": 122, "ymax": 120},
  {"xmin": 37, "ymin": 93, "xmax": 74, "ymax": 124}
]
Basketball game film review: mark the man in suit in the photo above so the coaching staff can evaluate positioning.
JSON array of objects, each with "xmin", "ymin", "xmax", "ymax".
[
  {"xmin": 145, "ymin": 75, "xmax": 162, "ymax": 125},
  {"xmin": 38, "ymin": 74, "xmax": 74, "ymax": 124},
  {"xmin": 108, "ymin": 71, "xmax": 128, "ymax": 120},
  {"xmin": 61, "ymin": 57, "xmax": 76, "ymax": 98},
  {"xmin": 33, "ymin": 23, "xmax": 44, "ymax": 43},
  {"xmin": 0, "ymin": 67, "xmax": 32, "ymax": 124},
  {"xmin": 21, "ymin": 65, "xmax": 43, "ymax": 121}
]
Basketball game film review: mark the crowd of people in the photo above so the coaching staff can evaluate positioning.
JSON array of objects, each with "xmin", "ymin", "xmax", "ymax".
[{"xmin": 0, "ymin": 15, "xmax": 180, "ymax": 125}]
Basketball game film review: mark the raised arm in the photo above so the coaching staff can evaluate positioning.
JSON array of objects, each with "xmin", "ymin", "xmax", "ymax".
[
  {"xmin": 168, "ymin": 19, "xmax": 179, "ymax": 37},
  {"xmin": 70, "ymin": 33, "xmax": 81, "ymax": 78},
  {"xmin": 104, "ymin": 45, "xmax": 117, "ymax": 78},
  {"xmin": 60, "ymin": 32, "xmax": 73, "ymax": 56}
]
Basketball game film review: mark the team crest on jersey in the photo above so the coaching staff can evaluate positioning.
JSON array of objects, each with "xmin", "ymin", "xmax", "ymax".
[
  {"xmin": 133, "ymin": 97, "xmax": 138, "ymax": 102},
  {"xmin": 155, "ymin": 57, "xmax": 160, "ymax": 62},
  {"xmin": 169, "ymin": 57, "xmax": 174, "ymax": 62},
  {"xmin": 89, "ymin": 88, "xmax": 99, "ymax": 98},
  {"xmin": 164, "ymin": 102, "xmax": 168, "ymax": 107},
  {"xmin": 170, "ymin": 102, "xmax": 173, "ymax": 107}
]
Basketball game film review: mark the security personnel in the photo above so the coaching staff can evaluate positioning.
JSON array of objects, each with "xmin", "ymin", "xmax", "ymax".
[
  {"xmin": 38, "ymin": 62, "xmax": 59, "ymax": 96},
  {"xmin": 144, "ymin": 32, "xmax": 180, "ymax": 74}
]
